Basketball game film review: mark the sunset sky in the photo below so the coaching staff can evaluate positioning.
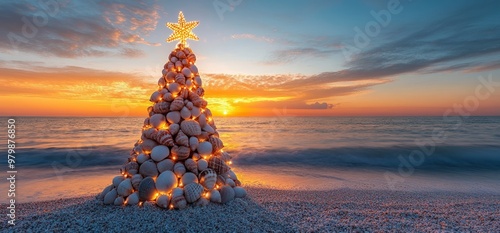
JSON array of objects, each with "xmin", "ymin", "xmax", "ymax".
[{"xmin": 1, "ymin": 0, "xmax": 499, "ymax": 117}]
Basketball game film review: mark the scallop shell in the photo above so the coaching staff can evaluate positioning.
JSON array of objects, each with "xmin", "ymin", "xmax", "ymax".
[
  {"xmin": 191, "ymin": 107, "xmax": 201, "ymax": 118},
  {"xmin": 103, "ymin": 188, "xmax": 117, "ymax": 204},
  {"xmin": 99, "ymin": 184, "xmax": 113, "ymax": 201},
  {"xmin": 156, "ymin": 194, "xmax": 170, "ymax": 209},
  {"xmin": 155, "ymin": 130, "xmax": 174, "ymax": 147},
  {"xmin": 157, "ymin": 159, "xmax": 174, "ymax": 173},
  {"xmin": 171, "ymin": 187, "xmax": 186, "ymax": 209},
  {"xmin": 187, "ymin": 53, "xmax": 196, "ymax": 63},
  {"xmin": 199, "ymin": 168, "xmax": 217, "ymax": 190},
  {"xmin": 150, "ymin": 114, "xmax": 166, "ymax": 129},
  {"xmin": 158, "ymin": 77, "xmax": 166, "ymax": 88},
  {"xmin": 114, "ymin": 196, "xmax": 124, "ymax": 206},
  {"xmin": 189, "ymin": 136, "xmax": 199, "ymax": 151},
  {"xmin": 168, "ymin": 123, "xmax": 180, "ymax": 135},
  {"xmin": 166, "ymin": 71, "xmax": 176, "ymax": 82},
  {"xmin": 179, "ymin": 88, "xmax": 189, "ymax": 99},
  {"xmin": 170, "ymin": 56, "xmax": 178, "ymax": 63},
  {"xmin": 194, "ymin": 75, "xmax": 202, "ymax": 87},
  {"xmin": 184, "ymin": 158, "xmax": 198, "ymax": 175},
  {"xmin": 175, "ymin": 131, "xmax": 189, "ymax": 147},
  {"xmin": 226, "ymin": 178, "xmax": 235, "ymax": 187},
  {"xmin": 197, "ymin": 141, "xmax": 213, "ymax": 157},
  {"xmin": 151, "ymin": 145, "xmax": 170, "ymax": 162},
  {"xmin": 220, "ymin": 185, "xmax": 235, "ymax": 204},
  {"xmin": 175, "ymin": 73, "xmax": 186, "ymax": 85},
  {"xmin": 182, "ymin": 67, "xmax": 192, "ymax": 78},
  {"xmin": 168, "ymin": 82, "xmax": 181, "ymax": 95},
  {"xmin": 173, "ymin": 162, "xmax": 186, "ymax": 177},
  {"xmin": 234, "ymin": 187, "xmax": 247, "ymax": 198},
  {"xmin": 138, "ymin": 177, "xmax": 157, "ymax": 201},
  {"xmin": 171, "ymin": 145, "xmax": 190, "ymax": 161},
  {"xmin": 117, "ymin": 179, "xmax": 133, "ymax": 197},
  {"xmin": 188, "ymin": 91, "xmax": 202, "ymax": 107},
  {"xmin": 163, "ymin": 92, "xmax": 174, "ymax": 102},
  {"xmin": 141, "ymin": 139, "xmax": 158, "ymax": 152},
  {"xmin": 142, "ymin": 128, "xmax": 157, "ymax": 140},
  {"xmin": 164, "ymin": 61, "xmax": 173, "ymax": 69},
  {"xmin": 150, "ymin": 91, "xmax": 161, "ymax": 103},
  {"xmin": 180, "ymin": 119, "xmax": 202, "ymax": 136},
  {"xmin": 208, "ymin": 157, "xmax": 230, "ymax": 175},
  {"xmin": 209, "ymin": 189, "xmax": 221, "ymax": 203},
  {"xmin": 139, "ymin": 160, "xmax": 158, "ymax": 178},
  {"xmin": 209, "ymin": 136, "xmax": 224, "ymax": 152},
  {"xmin": 195, "ymin": 87, "xmax": 204, "ymax": 97},
  {"xmin": 197, "ymin": 159, "xmax": 208, "ymax": 172},
  {"xmin": 175, "ymin": 61, "xmax": 183, "ymax": 71},
  {"xmin": 155, "ymin": 170, "xmax": 177, "ymax": 194},
  {"xmin": 153, "ymin": 102, "xmax": 170, "ymax": 114},
  {"xmin": 184, "ymin": 183, "xmax": 203, "ymax": 203},
  {"xmin": 131, "ymin": 174, "xmax": 142, "ymax": 190},
  {"xmin": 186, "ymin": 101, "xmax": 194, "ymax": 110},
  {"xmin": 182, "ymin": 59, "xmax": 188, "ymax": 66},
  {"xmin": 166, "ymin": 62, "xmax": 175, "ymax": 71},
  {"xmin": 121, "ymin": 161, "xmax": 138, "ymax": 176},
  {"xmin": 180, "ymin": 106, "xmax": 191, "ymax": 120},
  {"xmin": 181, "ymin": 172, "xmax": 198, "ymax": 186},
  {"xmin": 198, "ymin": 114, "xmax": 207, "ymax": 128},
  {"xmin": 170, "ymin": 97, "xmax": 184, "ymax": 111},
  {"xmin": 189, "ymin": 64, "xmax": 198, "ymax": 74},
  {"xmin": 112, "ymin": 176, "xmax": 125, "ymax": 188},
  {"xmin": 176, "ymin": 50, "xmax": 186, "ymax": 59},
  {"xmin": 166, "ymin": 111, "xmax": 181, "ymax": 124},
  {"xmin": 126, "ymin": 192, "xmax": 139, "ymax": 205}
]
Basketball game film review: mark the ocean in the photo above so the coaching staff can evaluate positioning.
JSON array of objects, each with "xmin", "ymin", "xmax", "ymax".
[{"xmin": 1, "ymin": 116, "xmax": 500, "ymax": 203}]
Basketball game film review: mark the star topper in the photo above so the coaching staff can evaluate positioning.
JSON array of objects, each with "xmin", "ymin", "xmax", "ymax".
[{"xmin": 166, "ymin": 11, "xmax": 199, "ymax": 47}]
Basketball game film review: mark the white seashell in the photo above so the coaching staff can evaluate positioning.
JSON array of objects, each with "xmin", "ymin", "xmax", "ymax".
[
  {"xmin": 189, "ymin": 137, "xmax": 199, "ymax": 151},
  {"xmin": 153, "ymin": 102, "xmax": 170, "ymax": 114},
  {"xmin": 209, "ymin": 136, "xmax": 224, "ymax": 152},
  {"xmin": 194, "ymin": 75, "xmax": 202, "ymax": 87},
  {"xmin": 189, "ymin": 64, "xmax": 198, "ymax": 74},
  {"xmin": 198, "ymin": 114, "xmax": 207, "ymax": 128},
  {"xmin": 192, "ymin": 152, "xmax": 201, "ymax": 161},
  {"xmin": 122, "ymin": 161, "xmax": 138, "ymax": 176},
  {"xmin": 191, "ymin": 107, "xmax": 201, "ymax": 118},
  {"xmin": 112, "ymin": 176, "xmax": 125, "ymax": 188},
  {"xmin": 175, "ymin": 131, "xmax": 189, "ymax": 147},
  {"xmin": 225, "ymin": 178, "xmax": 235, "ymax": 188},
  {"xmin": 182, "ymin": 67, "xmax": 192, "ymax": 78},
  {"xmin": 180, "ymin": 106, "xmax": 191, "ymax": 120},
  {"xmin": 186, "ymin": 101, "xmax": 194, "ymax": 110},
  {"xmin": 143, "ymin": 117, "xmax": 150, "ymax": 127},
  {"xmin": 176, "ymin": 50, "xmax": 186, "ymax": 59},
  {"xmin": 126, "ymin": 192, "xmax": 139, "ymax": 205},
  {"xmin": 197, "ymin": 141, "xmax": 213, "ymax": 157},
  {"xmin": 194, "ymin": 197, "xmax": 209, "ymax": 207},
  {"xmin": 175, "ymin": 73, "xmax": 186, "ymax": 85},
  {"xmin": 117, "ymin": 179, "xmax": 133, "ymax": 197},
  {"xmin": 158, "ymin": 77, "xmax": 166, "ymax": 88},
  {"xmin": 136, "ymin": 153, "xmax": 149, "ymax": 164},
  {"xmin": 138, "ymin": 177, "xmax": 157, "ymax": 201},
  {"xmin": 173, "ymin": 162, "xmax": 186, "ymax": 177},
  {"xmin": 227, "ymin": 170, "xmax": 238, "ymax": 181},
  {"xmin": 181, "ymin": 172, "xmax": 198, "ymax": 186},
  {"xmin": 220, "ymin": 185, "xmax": 235, "ymax": 204},
  {"xmin": 199, "ymin": 168, "xmax": 217, "ymax": 190},
  {"xmin": 208, "ymin": 156, "xmax": 230, "ymax": 175},
  {"xmin": 184, "ymin": 183, "xmax": 203, "ymax": 203},
  {"xmin": 186, "ymin": 79, "xmax": 193, "ymax": 89},
  {"xmin": 150, "ymin": 114, "xmax": 167, "ymax": 129},
  {"xmin": 184, "ymin": 159, "xmax": 198, "ymax": 175},
  {"xmin": 171, "ymin": 145, "xmax": 190, "ymax": 160},
  {"xmin": 233, "ymin": 187, "xmax": 247, "ymax": 198},
  {"xmin": 195, "ymin": 87, "xmax": 205, "ymax": 97},
  {"xmin": 140, "ymin": 139, "xmax": 158, "ymax": 152},
  {"xmin": 182, "ymin": 59, "xmax": 188, "ymax": 66},
  {"xmin": 219, "ymin": 151, "xmax": 233, "ymax": 163},
  {"xmin": 166, "ymin": 62, "xmax": 175, "ymax": 71},
  {"xmin": 151, "ymin": 145, "xmax": 169, "ymax": 162},
  {"xmin": 170, "ymin": 56, "xmax": 178, "ymax": 63},
  {"xmin": 166, "ymin": 71, "xmax": 176, "ymax": 82},
  {"xmin": 210, "ymin": 189, "xmax": 221, "ymax": 203},
  {"xmin": 155, "ymin": 130, "xmax": 174, "ymax": 147},
  {"xmin": 197, "ymin": 159, "xmax": 208, "ymax": 172},
  {"xmin": 156, "ymin": 194, "xmax": 170, "ymax": 209},
  {"xmin": 168, "ymin": 82, "xmax": 181, "ymax": 95},
  {"xmin": 175, "ymin": 61, "xmax": 183, "ymax": 71},
  {"xmin": 171, "ymin": 187, "xmax": 186, "ymax": 209},
  {"xmin": 170, "ymin": 97, "xmax": 184, "ymax": 111},
  {"xmin": 139, "ymin": 160, "xmax": 158, "ymax": 178},
  {"xmin": 187, "ymin": 53, "xmax": 196, "ymax": 63},
  {"xmin": 205, "ymin": 108, "xmax": 213, "ymax": 118},
  {"xmin": 200, "ymin": 99, "xmax": 208, "ymax": 109},
  {"xmin": 166, "ymin": 111, "xmax": 181, "ymax": 124},
  {"xmin": 99, "ymin": 184, "xmax": 113, "ymax": 201},
  {"xmin": 157, "ymin": 159, "xmax": 174, "ymax": 173},
  {"xmin": 103, "ymin": 188, "xmax": 117, "ymax": 205},
  {"xmin": 168, "ymin": 123, "xmax": 180, "ymax": 135},
  {"xmin": 114, "ymin": 196, "xmax": 124, "ymax": 206},
  {"xmin": 131, "ymin": 174, "xmax": 142, "ymax": 190},
  {"xmin": 216, "ymin": 175, "xmax": 227, "ymax": 187},
  {"xmin": 162, "ymin": 91, "xmax": 174, "ymax": 102},
  {"xmin": 162, "ymin": 68, "xmax": 168, "ymax": 77},
  {"xmin": 188, "ymin": 91, "xmax": 203, "ymax": 107},
  {"xmin": 150, "ymin": 91, "xmax": 161, "ymax": 103},
  {"xmin": 180, "ymin": 119, "xmax": 202, "ymax": 136},
  {"xmin": 156, "ymin": 170, "xmax": 177, "ymax": 194}
]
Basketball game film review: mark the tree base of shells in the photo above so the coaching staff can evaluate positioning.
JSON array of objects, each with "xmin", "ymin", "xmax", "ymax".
[{"xmin": 98, "ymin": 43, "xmax": 246, "ymax": 209}]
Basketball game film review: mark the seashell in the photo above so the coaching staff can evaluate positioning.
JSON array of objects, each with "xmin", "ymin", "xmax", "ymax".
[
  {"xmin": 180, "ymin": 106, "xmax": 191, "ymax": 120},
  {"xmin": 173, "ymin": 162, "xmax": 186, "ymax": 177},
  {"xmin": 189, "ymin": 64, "xmax": 198, "ymax": 74},
  {"xmin": 155, "ymin": 130, "xmax": 174, "ymax": 147},
  {"xmin": 166, "ymin": 71, "xmax": 176, "ymax": 82},
  {"xmin": 121, "ymin": 161, "xmax": 138, "ymax": 176},
  {"xmin": 156, "ymin": 194, "xmax": 170, "ymax": 209},
  {"xmin": 158, "ymin": 77, "xmax": 166, "ymax": 88},
  {"xmin": 184, "ymin": 183, "xmax": 203, "ymax": 203},
  {"xmin": 114, "ymin": 196, "xmax": 124, "ymax": 206},
  {"xmin": 151, "ymin": 145, "xmax": 169, "ymax": 162},
  {"xmin": 182, "ymin": 67, "xmax": 192, "ymax": 78},
  {"xmin": 131, "ymin": 174, "xmax": 143, "ymax": 190},
  {"xmin": 142, "ymin": 128, "xmax": 157, "ymax": 140},
  {"xmin": 168, "ymin": 123, "xmax": 180, "ymax": 135},
  {"xmin": 187, "ymin": 53, "xmax": 196, "ymax": 63},
  {"xmin": 194, "ymin": 75, "xmax": 202, "ymax": 87},
  {"xmin": 182, "ymin": 59, "xmax": 188, "ymax": 66},
  {"xmin": 140, "ymin": 139, "xmax": 158, "ymax": 152},
  {"xmin": 192, "ymin": 152, "xmax": 201, "ymax": 161},
  {"xmin": 150, "ymin": 91, "xmax": 161, "ymax": 103},
  {"xmin": 103, "ymin": 188, "xmax": 117, "ymax": 205},
  {"xmin": 162, "ymin": 68, "xmax": 168, "ymax": 77},
  {"xmin": 227, "ymin": 170, "xmax": 238, "ymax": 181},
  {"xmin": 138, "ymin": 177, "xmax": 157, "ymax": 201},
  {"xmin": 167, "ymin": 62, "xmax": 175, "ymax": 71},
  {"xmin": 191, "ymin": 107, "xmax": 201, "ymax": 118},
  {"xmin": 143, "ymin": 117, "xmax": 150, "ymax": 127},
  {"xmin": 179, "ymin": 88, "xmax": 189, "ymax": 99},
  {"xmin": 209, "ymin": 136, "xmax": 224, "ymax": 152},
  {"xmin": 186, "ymin": 101, "xmax": 194, "ymax": 110},
  {"xmin": 171, "ymin": 187, "xmax": 186, "ymax": 209},
  {"xmin": 226, "ymin": 178, "xmax": 235, "ymax": 187},
  {"xmin": 153, "ymin": 102, "xmax": 170, "ymax": 114},
  {"xmin": 155, "ymin": 170, "xmax": 177, "ymax": 194},
  {"xmin": 117, "ymin": 179, "xmax": 133, "ymax": 197},
  {"xmin": 209, "ymin": 189, "xmax": 221, "ymax": 203},
  {"xmin": 175, "ymin": 73, "xmax": 186, "ymax": 85},
  {"xmin": 195, "ymin": 87, "xmax": 204, "ymax": 97},
  {"xmin": 197, "ymin": 159, "xmax": 208, "ymax": 172},
  {"xmin": 184, "ymin": 159, "xmax": 198, "ymax": 175},
  {"xmin": 181, "ymin": 119, "xmax": 202, "ymax": 136},
  {"xmin": 198, "ymin": 114, "xmax": 207, "ymax": 128},
  {"xmin": 194, "ymin": 197, "xmax": 209, "ymax": 207},
  {"xmin": 220, "ymin": 185, "xmax": 235, "ymax": 204},
  {"xmin": 200, "ymin": 99, "xmax": 208, "ymax": 109},
  {"xmin": 165, "ymin": 61, "xmax": 173, "ymax": 69},
  {"xmin": 183, "ymin": 47, "xmax": 191, "ymax": 55},
  {"xmin": 197, "ymin": 141, "xmax": 213, "ymax": 157},
  {"xmin": 234, "ymin": 179, "xmax": 241, "ymax": 186},
  {"xmin": 199, "ymin": 168, "xmax": 217, "ymax": 190},
  {"xmin": 219, "ymin": 151, "xmax": 233, "ymax": 163},
  {"xmin": 171, "ymin": 146, "xmax": 190, "ymax": 161},
  {"xmin": 163, "ymin": 93, "xmax": 175, "ymax": 103},
  {"xmin": 99, "ymin": 184, "xmax": 113, "ymax": 201},
  {"xmin": 186, "ymin": 79, "xmax": 193, "ymax": 89},
  {"xmin": 188, "ymin": 91, "xmax": 202, "ymax": 104},
  {"xmin": 175, "ymin": 61, "xmax": 183, "ymax": 71},
  {"xmin": 197, "ymin": 132, "xmax": 210, "ymax": 143},
  {"xmin": 208, "ymin": 157, "xmax": 230, "ymax": 175},
  {"xmin": 204, "ymin": 108, "xmax": 213, "ymax": 118},
  {"xmin": 157, "ymin": 159, "xmax": 174, "ymax": 173},
  {"xmin": 176, "ymin": 50, "xmax": 186, "ymax": 59},
  {"xmin": 166, "ymin": 111, "xmax": 181, "ymax": 124},
  {"xmin": 150, "ymin": 114, "xmax": 167, "ymax": 129},
  {"xmin": 175, "ymin": 131, "xmax": 189, "ymax": 147},
  {"xmin": 181, "ymin": 172, "xmax": 198, "ymax": 186},
  {"xmin": 189, "ymin": 137, "xmax": 199, "ymax": 151},
  {"xmin": 126, "ymin": 192, "xmax": 139, "ymax": 205},
  {"xmin": 170, "ymin": 97, "xmax": 184, "ymax": 111},
  {"xmin": 170, "ymin": 56, "xmax": 178, "ymax": 63},
  {"xmin": 233, "ymin": 187, "xmax": 247, "ymax": 198},
  {"xmin": 139, "ymin": 160, "xmax": 158, "ymax": 178},
  {"xmin": 168, "ymin": 82, "xmax": 181, "ymax": 95},
  {"xmin": 133, "ymin": 145, "xmax": 143, "ymax": 154},
  {"xmin": 113, "ymin": 176, "xmax": 125, "ymax": 188},
  {"xmin": 216, "ymin": 175, "xmax": 227, "ymax": 187}
]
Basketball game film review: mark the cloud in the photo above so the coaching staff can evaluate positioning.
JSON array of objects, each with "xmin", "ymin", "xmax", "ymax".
[
  {"xmin": 265, "ymin": 47, "xmax": 338, "ymax": 65},
  {"xmin": 0, "ymin": 0, "xmax": 160, "ymax": 58},
  {"xmin": 231, "ymin": 34, "xmax": 274, "ymax": 43}
]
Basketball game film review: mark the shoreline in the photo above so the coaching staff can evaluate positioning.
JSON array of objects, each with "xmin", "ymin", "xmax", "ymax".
[{"xmin": 2, "ymin": 187, "xmax": 499, "ymax": 232}]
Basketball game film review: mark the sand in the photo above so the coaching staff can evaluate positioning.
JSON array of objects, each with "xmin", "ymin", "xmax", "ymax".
[{"xmin": 1, "ymin": 187, "xmax": 499, "ymax": 232}]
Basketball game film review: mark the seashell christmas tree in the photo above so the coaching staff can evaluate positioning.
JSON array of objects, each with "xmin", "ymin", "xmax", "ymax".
[{"xmin": 98, "ymin": 11, "xmax": 245, "ymax": 209}]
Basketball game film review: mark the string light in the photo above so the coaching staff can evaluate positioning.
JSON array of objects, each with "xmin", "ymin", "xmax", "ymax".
[{"xmin": 166, "ymin": 11, "xmax": 199, "ymax": 47}]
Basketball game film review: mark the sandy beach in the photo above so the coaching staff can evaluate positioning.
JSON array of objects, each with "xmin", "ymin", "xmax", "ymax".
[{"xmin": 2, "ymin": 187, "xmax": 499, "ymax": 232}]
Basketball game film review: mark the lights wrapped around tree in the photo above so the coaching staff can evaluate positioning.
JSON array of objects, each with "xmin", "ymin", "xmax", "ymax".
[{"xmin": 98, "ymin": 11, "xmax": 246, "ymax": 209}]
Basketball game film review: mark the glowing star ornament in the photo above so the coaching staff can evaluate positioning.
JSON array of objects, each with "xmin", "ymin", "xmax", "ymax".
[{"xmin": 166, "ymin": 11, "xmax": 199, "ymax": 47}]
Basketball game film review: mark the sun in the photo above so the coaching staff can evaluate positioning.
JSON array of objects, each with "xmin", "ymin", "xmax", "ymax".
[{"xmin": 223, "ymin": 110, "xmax": 228, "ymax": 115}]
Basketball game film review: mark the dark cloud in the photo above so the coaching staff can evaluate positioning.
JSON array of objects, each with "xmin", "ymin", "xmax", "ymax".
[{"xmin": 0, "ymin": 0, "xmax": 160, "ymax": 58}]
